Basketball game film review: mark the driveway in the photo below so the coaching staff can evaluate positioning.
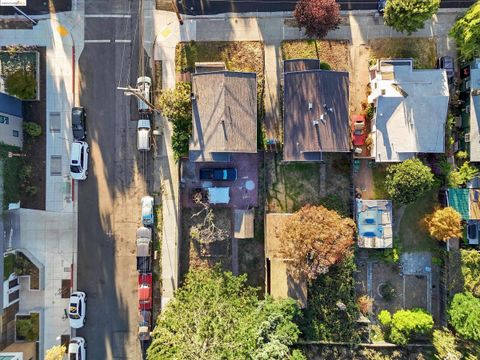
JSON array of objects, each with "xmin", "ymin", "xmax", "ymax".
[{"xmin": 77, "ymin": 0, "xmax": 150, "ymax": 358}]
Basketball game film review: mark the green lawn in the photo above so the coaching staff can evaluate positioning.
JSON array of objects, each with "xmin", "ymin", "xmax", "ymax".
[
  {"xmin": 0, "ymin": 144, "xmax": 23, "ymax": 209},
  {"xmin": 399, "ymin": 190, "xmax": 438, "ymax": 252},
  {"xmin": 372, "ymin": 165, "xmax": 390, "ymax": 200}
]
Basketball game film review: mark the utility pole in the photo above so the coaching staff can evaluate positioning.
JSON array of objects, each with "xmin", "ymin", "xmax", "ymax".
[
  {"xmin": 171, "ymin": 0, "xmax": 183, "ymax": 25},
  {"xmin": 117, "ymin": 86, "xmax": 160, "ymax": 114}
]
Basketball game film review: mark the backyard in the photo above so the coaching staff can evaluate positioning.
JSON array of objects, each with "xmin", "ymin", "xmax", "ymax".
[{"xmin": 266, "ymin": 153, "xmax": 351, "ymax": 215}]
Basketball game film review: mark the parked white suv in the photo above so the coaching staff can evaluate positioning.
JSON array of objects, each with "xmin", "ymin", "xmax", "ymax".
[
  {"xmin": 137, "ymin": 117, "xmax": 151, "ymax": 151},
  {"xmin": 69, "ymin": 291, "xmax": 87, "ymax": 329},
  {"xmin": 68, "ymin": 337, "xmax": 86, "ymax": 359},
  {"xmin": 70, "ymin": 141, "xmax": 89, "ymax": 181},
  {"xmin": 136, "ymin": 76, "xmax": 151, "ymax": 112}
]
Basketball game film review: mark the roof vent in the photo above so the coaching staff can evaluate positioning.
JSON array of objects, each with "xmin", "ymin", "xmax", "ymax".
[
  {"xmin": 313, "ymin": 120, "xmax": 319, "ymax": 126},
  {"xmin": 308, "ymin": 102, "xmax": 313, "ymax": 110},
  {"xmin": 320, "ymin": 114, "xmax": 326, "ymax": 124}
]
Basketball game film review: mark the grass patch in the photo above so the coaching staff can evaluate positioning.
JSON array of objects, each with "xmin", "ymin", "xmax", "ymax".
[
  {"xmin": 399, "ymin": 189, "xmax": 438, "ymax": 252},
  {"xmin": 16, "ymin": 313, "xmax": 39, "ymax": 341},
  {"xmin": 368, "ymin": 38, "xmax": 437, "ymax": 69},
  {"xmin": 3, "ymin": 253, "xmax": 15, "ymax": 280},
  {"xmin": 0, "ymin": 144, "xmax": 23, "ymax": 209},
  {"xmin": 372, "ymin": 165, "xmax": 390, "ymax": 200},
  {"xmin": 281, "ymin": 40, "xmax": 350, "ymax": 72},
  {"xmin": 299, "ymin": 255, "xmax": 360, "ymax": 342}
]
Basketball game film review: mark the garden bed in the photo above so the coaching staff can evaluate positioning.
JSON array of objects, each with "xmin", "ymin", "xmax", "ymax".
[
  {"xmin": 281, "ymin": 40, "xmax": 350, "ymax": 72},
  {"xmin": 367, "ymin": 38, "xmax": 437, "ymax": 69},
  {"xmin": 0, "ymin": 48, "xmax": 39, "ymax": 100},
  {"xmin": 15, "ymin": 312, "xmax": 39, "ymax": 342}
]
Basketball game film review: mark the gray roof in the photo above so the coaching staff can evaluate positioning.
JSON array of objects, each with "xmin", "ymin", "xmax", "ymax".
[
  {"xmin": 189, "ymin": 71, "xmax": 257, "ymax": 162},
  {"xmin": 283, "ymin": 69, "xmax": 350, "ymax": 161},
  {"xmin": 468, "ymin": 66, "xmax": 480, "ymax": 162},
  {"xmin": 371, "ymin": 62, "xmax": 449, "ymax": 162},
  {"xmin": 284, "ymin": 59, "xmax": 320, "ymax": 73}
]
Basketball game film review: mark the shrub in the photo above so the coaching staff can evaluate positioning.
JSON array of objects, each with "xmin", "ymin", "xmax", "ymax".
[
  {"xmin": 378, "ymin": 310, "xmax": 392, "ymax": 326},
  {"xmin": 23, "ymin": 121, "xmax": 42, "ymax": 137},
  {"xmin": 456, "ymin": 150, "xmax": 469, "ymax": 161},
  {"xmin": 384, "ymin": 0, "xmax": 440, "ymax": 35},
  {"xmin": 5, "ymin": 69, "xmax": 36, "ymax": 99},
  {"xmin": 379, "ymin": 282, "xmax": 396, "ymax": 302},
  {"xmin": 448, "ymin": 292, "xmax": 480, "ymax": 342},
  {"xmin": 433, "ymin": 328, "xmax": 461, "ymax": 360},
  {"xmin": 294, "ymin": 0, "xmax": 341, "ymax": 38},
  {"xmin": 378, "ymin": 309, "xmax": 433, "ymax": 345},
  {"xmin": 449, "ymin": 2, "xmax": 480, "ymax": 61},
  {"xmin": 357, "ymin": 295, "xmax": 373, "ymax": 315},
  {"xmin": 320, "ymin": 62, "xmax": 332, "ymax": 70},
  {"xmin": 448, "ymin": 162, "xmax": 478, "ymax": 188},
  {"xmin": 385, "ymin": 158, "xmax": 435, "ymax": 204}
]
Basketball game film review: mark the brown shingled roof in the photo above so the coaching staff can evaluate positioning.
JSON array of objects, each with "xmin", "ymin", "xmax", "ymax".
[
  {"xmin": 283, "ymin": 68, "xmax": 350, "ymax": 161},
  {"xmin": 189, "ymin": 71, "xmax": 257, "ymax": 162}
]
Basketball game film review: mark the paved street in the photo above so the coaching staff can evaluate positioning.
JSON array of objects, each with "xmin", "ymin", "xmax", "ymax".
[
  {"xmin": 77, "ymin": 0, "xmax": 148, "ymax": 358},
  {"xmin": 176, "ymin": 0, "xmax": 475, "ymax": 15}
]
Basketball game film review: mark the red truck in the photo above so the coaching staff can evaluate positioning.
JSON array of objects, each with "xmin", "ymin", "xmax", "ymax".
[{"xmin": 138, "ymin": 273, "xmax": 152, "ymax": 311}]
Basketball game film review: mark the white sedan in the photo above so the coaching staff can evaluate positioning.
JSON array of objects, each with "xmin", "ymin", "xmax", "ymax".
[
  {"xmin": 68, "ymin": 337, "xmax": 86, "ymax": 359},
  {"xmin": 69, "ymin": 291, "xmax": 87, "ymax": 329}
]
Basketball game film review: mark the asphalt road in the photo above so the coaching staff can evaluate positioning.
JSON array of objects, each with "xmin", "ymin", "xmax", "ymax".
[
  {"xmin": 77, "ymin": 0, "xmax": 149, "ymax": 358},
  {"xmin": 176, "ymin": 0, "xmax": 475, "ymax": 15}
]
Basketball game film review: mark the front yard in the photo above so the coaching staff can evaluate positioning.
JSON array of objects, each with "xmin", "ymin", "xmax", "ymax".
[
  {"xmin": 368, "ymin": 38, "xmax": 437, "ymax": 69},
  {"xmin": 281, "ymin": 39, "xmax": 350, "ymax": 72}
]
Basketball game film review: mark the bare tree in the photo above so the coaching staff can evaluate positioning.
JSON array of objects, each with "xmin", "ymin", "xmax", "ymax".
[{"xmin": 190, "ymin": 202, "xmax": 229, "ymax": 244}]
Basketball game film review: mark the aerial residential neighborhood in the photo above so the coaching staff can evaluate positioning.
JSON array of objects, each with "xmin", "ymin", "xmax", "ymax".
[{"xmin": 0, "ymin": 0, "xmax": 479, "ymax": 359}]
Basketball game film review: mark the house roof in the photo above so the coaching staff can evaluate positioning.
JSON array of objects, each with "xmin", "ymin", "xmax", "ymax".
[
  {"xmin": 265, "ymin": 213, "xmax": 307, "ymax": 308},
  {"xmin": 283, "ymin": 68, "xmax": 350, "ymax": 161},
  {"xmin": 468, "ymin": 66, "xmax": 480, "ymax": 162},
  {"xmin": 370, "ymin": 60, "xmax": 449, "ymax": 162},
  {"xmin": 284, "ymin": 59, "xmax": 320, "ymax": 73},
  {"xmin": 356, "ymin": 199, "xmax": 393, "ymax": 248},
  {"xmin": 233, "ymin": 209, "xmax": 254, "ymax": 239},
  {"xmin": 189, "ymin": 71, "xmax": 257, "ymax": 162},
  {"xmin": 447, "ymin": 188, "xmax": 480, "ymax": 220}
]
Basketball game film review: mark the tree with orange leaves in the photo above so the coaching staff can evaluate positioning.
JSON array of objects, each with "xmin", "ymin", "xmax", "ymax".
[
  {"xmin": 280, "ymin": 205, "xmax": 355, "ymax": 282},
  {"xmin": 424, "ymin": 207, "xmax": 462, "ymax": 242}
]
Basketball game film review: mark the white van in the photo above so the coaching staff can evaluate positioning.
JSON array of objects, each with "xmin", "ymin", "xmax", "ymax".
[
  {"xmin": 70, "ymin": 141, "xmax": 89, "ymax": 180},
  {"xmin": 136, "ymin": 76, "xmax": 152, "ymax": 112},
  {"xmin": 137, "ymin": 118, "xmax": 151, "ymax": 151}
]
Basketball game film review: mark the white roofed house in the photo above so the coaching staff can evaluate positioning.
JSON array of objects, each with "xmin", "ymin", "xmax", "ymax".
[{"xmin": 368, "ymin": 59, "xmax": 449, "ymax": 162}]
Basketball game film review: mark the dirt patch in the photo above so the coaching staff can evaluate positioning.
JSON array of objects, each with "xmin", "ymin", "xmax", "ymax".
[
  {"xmin": 179, "ymin": 207, "xmax": 232, "ymax": 281},
  {"xmin": 281, "ymin": 40, "xmax": 351, "ymax": 72},
  {"xmin": 267, "ymin": 153, "xmax": 351, "ymax": 214},
  {"xmin": 367, "ymin": 38, "xmax": 437, "ymax": 69}
]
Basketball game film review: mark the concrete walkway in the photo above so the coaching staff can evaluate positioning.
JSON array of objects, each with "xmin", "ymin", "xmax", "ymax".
[
  {"xmin": 0, "ymin": 2, "xmax": 84, "ymax": 357},
  {"xmin": 147, "ymin": 6, "xmax": 466, "ymax": 309}
]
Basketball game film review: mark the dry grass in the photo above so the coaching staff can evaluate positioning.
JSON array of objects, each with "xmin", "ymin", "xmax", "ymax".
[
  {"xmin": 281, "ymin": 40, "xmax": 351, "ymax": 72},
  {"xmin": 368, "ymin": 38, "xmax": 437, "ymax": 69},
  {"xmin": 176, "ymin": 41, "xmax": 264, "ymax": 80}
]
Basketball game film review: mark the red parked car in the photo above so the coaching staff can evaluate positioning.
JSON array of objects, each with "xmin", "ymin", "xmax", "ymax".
[
  {"xmin": 351, "ymin": 114, "xmax": 367, "ymax": 146},
  {"xmin": 138, "ymin": 273, "xmax": 152, "ymax": 311}
]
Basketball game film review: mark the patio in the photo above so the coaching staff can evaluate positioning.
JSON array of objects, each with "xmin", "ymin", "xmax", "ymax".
[{"xmin": 180, "ymin": 153, "xmax": 259, "ymax": 209}]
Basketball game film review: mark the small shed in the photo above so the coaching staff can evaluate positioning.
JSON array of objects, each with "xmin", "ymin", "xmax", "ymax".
[{"xmin": 233, "ymin": 209, "xmax": 254, "ymax": 239}]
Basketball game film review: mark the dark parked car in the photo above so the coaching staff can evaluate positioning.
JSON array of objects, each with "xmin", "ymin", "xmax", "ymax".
[
  {"xmin": 199, "ymin": 168, "xmax": 237, "ymax": 181},
  {"xmin": 377, "ymin": 0, "xmax": 386, "ymax": 14},
  {"xmin": 71, "ymin": 107, "xmax": 86, "ymax": 140},
  {"xmin": 438, "ymin": 56, "xmax": 454, "ymax": 81}
]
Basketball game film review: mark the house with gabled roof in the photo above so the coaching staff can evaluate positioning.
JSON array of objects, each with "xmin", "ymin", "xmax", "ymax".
[
  {"xmin": 368, "ymin": 59, "xmax": 449, "ymax": 162},
  {"xmin": 189, "ymin": 71, "xmax": 257, "ymax": 162},
  {"xmin": 461, "ymin": 59, "xmax": 480, "ymax": 162},
  {"xmin": 283, "ymin": 59, "xmax": 350, "ymax": 162}
]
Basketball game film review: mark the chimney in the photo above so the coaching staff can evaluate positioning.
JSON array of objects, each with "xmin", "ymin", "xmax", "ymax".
[{"xmin": 313, "ymin": 120, "xmax": 319, "ymax": 126}]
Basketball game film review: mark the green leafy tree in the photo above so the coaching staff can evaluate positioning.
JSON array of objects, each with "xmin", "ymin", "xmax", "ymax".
[
  {"xmin": 385, "ymin": 158, "xmax": 434, "ymax": 204},
  {"xmin": 147, "ymin": 268, "xmax": 303, "ymax": 360},
  {"xmin": 433, "ymin": 328, "xmax": 461, "ymax": 360},
  {"xmin": 448, "ymin": 162, "xmax": 478, "ymax": 188},
  {"xmin": 5, "ymin": 69, "xmax": 36, "ymax": 99},
  {"xmin": 461, "ymin": 249, "xmax": 480, "ymax": 297},
  {"xmin": 378, "ymin": 309, "xmax": 433, "ymax": 345},
  {"xmin": 449, "ymin": 292, "xmax": 480, "ymax": 342},
  {"xmin": 449, "ymin": 2, "xmax": 480, "ymax": 61},
  {"xmin": 158, "ymin": 82, "xmax": 192, "ymax": 161},
  {"xmin": 23, "ymin": 122, "xmax": 42, "ymax": 137},
  {"xmin": 384, "ymin": 0, "xmax": 440, "ymax": 35}
]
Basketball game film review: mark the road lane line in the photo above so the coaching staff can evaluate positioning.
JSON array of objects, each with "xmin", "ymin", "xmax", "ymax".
[
  {"xmin": 85, "ymin": 14, "xmax": 132, "ymax": 18},
  {"xmin": 115, "ymin": 39, "xmax": 131, "ymax": 43},
  {"xmin": 84, "ymin": 39, "xmax": 111, "ymax": 43}
]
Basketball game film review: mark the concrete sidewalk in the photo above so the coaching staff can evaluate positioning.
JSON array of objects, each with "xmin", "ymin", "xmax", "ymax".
[
  {"xmin": 148, "ymin": 7, "xmax": 464, "ymax": 309},
  {"xmin": 0, "ymin": 3, "xmax": 84, "ymax": 358}
]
